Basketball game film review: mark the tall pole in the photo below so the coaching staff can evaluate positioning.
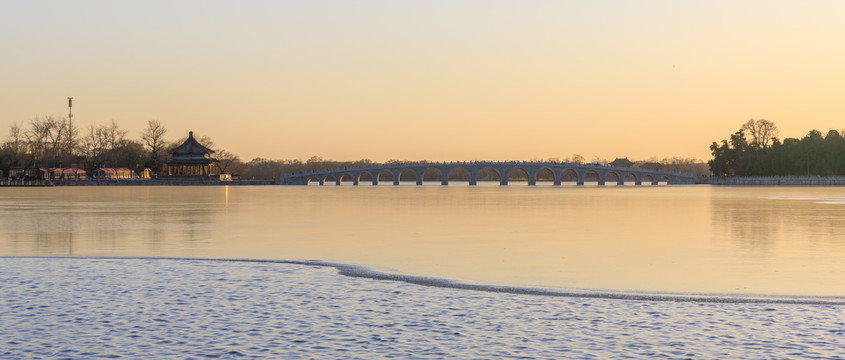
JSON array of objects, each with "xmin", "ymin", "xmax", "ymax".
[{"xmin": 67, "ymin": 97, "xmax": 73, "ymax": 166}]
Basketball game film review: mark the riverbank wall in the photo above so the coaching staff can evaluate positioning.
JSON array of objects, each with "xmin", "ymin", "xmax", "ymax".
[
  {"xmin": 0, "ymin": 180, "xmax": 54, "ymax": 187},
  {"xmin": 1, "ymin": 179, "xmax": 275, "ymax": 187},
  {"xmin": 704, "ymin": 176, "xmax": 845, "ymax": 186}
]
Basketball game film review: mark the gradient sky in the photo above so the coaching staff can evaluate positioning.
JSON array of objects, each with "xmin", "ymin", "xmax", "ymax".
[{"xmin": 2, "ymin": 1, "xmax": 844, "ymax": 162}]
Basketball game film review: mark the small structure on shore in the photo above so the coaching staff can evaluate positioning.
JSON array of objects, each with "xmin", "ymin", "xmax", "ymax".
[
  {"xmin": 36, "ymin": 168, "xmax": 88, "ymax": 180},
  {"xmin": 94, "ymin": 168, "xmax": 132, "ymax": 179},
  {"xmin": 8, "ymin": 167, "xmax": 36, "ymax": 180},
  {"xmin": 164, "ymin": 131, "xmax": 219, "ymax": 177},
  {"xmin": 609, "ymin": 158, "xmax": 634, "ymax": 168},
  {"xmin": 638, "ymin": 162, "xmax": 663, "ymax": 171},
  {"xmin": 137, "ymin": 168, "xmax": 152, "ymax": 179}
]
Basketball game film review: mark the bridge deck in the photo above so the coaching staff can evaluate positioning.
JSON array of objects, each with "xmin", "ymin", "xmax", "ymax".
[{"xmin": 278, "ymin": 161, "xmax": 699, "ymax": 186}]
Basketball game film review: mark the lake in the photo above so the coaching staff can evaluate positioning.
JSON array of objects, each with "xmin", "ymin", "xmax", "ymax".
[{"xmin": 2, "ymin": 185, "xmax": 844, "ymax": 358}]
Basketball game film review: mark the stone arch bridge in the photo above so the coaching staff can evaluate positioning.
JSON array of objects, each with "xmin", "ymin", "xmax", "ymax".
[{"xmin": 278, "ymin": 162, "xmax": 698, "ymax": 186}]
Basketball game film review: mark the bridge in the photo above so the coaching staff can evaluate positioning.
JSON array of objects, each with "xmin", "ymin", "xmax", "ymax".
[{"xmin": 277, "ymin": 161, "xmax": 699, "ymax": 186}]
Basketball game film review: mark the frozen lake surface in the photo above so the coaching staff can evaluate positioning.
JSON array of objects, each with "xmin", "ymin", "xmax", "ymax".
[
  {"xmin": 2, "ymin": 186, "xmax": 845, "ymax": 358},
  {"xmin": 2, "ymin": 257, "xmax": 845, "ymax": 359}
]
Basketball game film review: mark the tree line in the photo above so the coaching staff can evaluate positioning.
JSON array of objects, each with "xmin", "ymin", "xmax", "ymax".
[
  {"xmin": 0, "ymin": 116, "xmax": 245, "ymax": 176},
  {"xmin": 2, "ymin": 115, "xmax": 709, "ymax": 179},
  {"xmin": 709, "ymin": 119, "xmax": 845, "ymax": 176},
  {"xmin": 243, "ymin": 155, "xmax": 710, "ymax": 180}
]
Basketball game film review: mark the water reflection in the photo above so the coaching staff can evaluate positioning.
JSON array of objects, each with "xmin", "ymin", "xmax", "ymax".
[
  {"xmin": 2, "ymin": 186, "xmax": 845, "ymax": 296},
  {"xmin": 0, "ymin": 187, "xmax": 221, "ymax": 255},
  {"xmin": 711, "ymin": 188, "xmax": 845, "ymax": 250}
]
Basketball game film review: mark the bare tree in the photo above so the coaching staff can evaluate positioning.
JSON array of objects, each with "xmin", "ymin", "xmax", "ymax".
[
  {"xmin": 78, "ymin": 121, "xmax": 126, "ymax": 167},
  {"xmin": 44, "ymin": 116, "xmax": 70, "ymax": 165},
  {"xmin": 216, "ymin": 148, "xmax": 247, "ymax": 174},
  {"xmin": 140, "ymin": 119, "xmax": 167, "ymax": 168},
  {"xmin": 741, "ymin": 118, "xmax": 778, "ymax": 148},
  {"xmin": 5, "ymin": 123, "xmax": 25, "ymax": 165},
  {"xmin": 100, "ymin": 120, "xmax": 127, "ymax": 151},
  {"xmin": 24, "ymin": 116, "xmax": 56, "ymax": 166},
  {"xmin": 66, "ymin": 118, "xmax": 79, "ymax": 164},
  {"xmin": 80, "ymin": 124, "xmax": 102, "ymax": 165}
]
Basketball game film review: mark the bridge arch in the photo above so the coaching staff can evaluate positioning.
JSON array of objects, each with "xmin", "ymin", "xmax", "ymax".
[
  {"xmin": 376, "ymin": 170, "xmax": 394, "ymax": 185},
  {"xmin": 642, "ymin": 174, "xmax": 656, "ymax": 186},
  {"xmin": 561, "ymin": 169, "xmax": 579, "ymax": 185},
  {"xmin": 357, "ymin": 171, "xmax": 374, "ymax": 185},
  {"xmin": 605, "ymin": 172, "xmax": 621, "ymax": 186},
  {"xmin": 323, "ymin": 175, "xmax": 338, "ymax": 186},
  {"xmin": 447, "ymin": 168, "xmax": 471, "ymax": 186},
  {"xmin": 623, "ymin": 173, "xmax": 639, "ymax": 186},
  {"xmin": 505, "ymin": 167, "xmax": 530, "ymax": 186},
  {"xmin": 535, "ymin": 167, "xmax": 556, "ymax": 185},
  {"xmin": 660, "ymin": 176, "xmax": 670, "ymax": 185},
  {"xmin": 583, "ymin": 170, "xmax": 600, "ymax": 185},
  {"xmin": 338, "ymin": 173, "xmax": 355, "ymax": 185},
  {"xmin": 421, "ymin": 168, "xmax": 444, "ymax": 185},
  {"xmin": 306, "ymin": 177, "xmax": 320, "ymax": 186},
  {"xmin": 398, "ymin": 169, "xmax": 417, "ymax": 185},
  {"xmin": 475, "ymin": 167, "xmax": 502, "ymax": 186}
]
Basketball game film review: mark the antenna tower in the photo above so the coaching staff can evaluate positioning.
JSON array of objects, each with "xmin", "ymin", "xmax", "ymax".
[{"xmin": 67, "ymin": 97, "xmax": 73, "ymax": 163}]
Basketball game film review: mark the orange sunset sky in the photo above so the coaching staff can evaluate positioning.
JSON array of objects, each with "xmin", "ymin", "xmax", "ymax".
[{"xmin": 2, "ymin": 1, "xmax": 844, "ymax": 162}]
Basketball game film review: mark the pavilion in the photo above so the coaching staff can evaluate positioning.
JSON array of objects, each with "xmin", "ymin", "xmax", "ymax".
[
  {"xmin": 163, "ymin": 131, "xmax": 219, "ymax": 177},
  {"xmin": 609, "ymin": 157, "xmax": 634, "ymax": 168}
]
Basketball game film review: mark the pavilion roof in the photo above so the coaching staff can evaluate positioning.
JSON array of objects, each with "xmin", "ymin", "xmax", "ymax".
[
  {"xmin": 168, "ymin": 131, "xmax": 215, "ymax": 155},
  {"xmin": 609, "ymin": 157, "xmax": 634, "ymax": 167}
]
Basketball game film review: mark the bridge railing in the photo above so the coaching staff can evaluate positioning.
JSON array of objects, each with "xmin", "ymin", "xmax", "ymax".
[
  {"xmin": 282, "ymin": 161, "xmax": 694, "ymax": 178},
  {"xmin": 278, "ymin": 161, "xmax": 699, "ymax": 186}
]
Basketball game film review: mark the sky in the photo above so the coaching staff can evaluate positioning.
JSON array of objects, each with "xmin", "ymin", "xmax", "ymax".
[{"xmin": 2, "ymin": 0, "xmax": 844, "ymax": 162}]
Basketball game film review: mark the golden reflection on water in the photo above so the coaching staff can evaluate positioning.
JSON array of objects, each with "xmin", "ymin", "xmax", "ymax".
[{"xmin": 2, "ymin": 185, "xmax": 844, "ymax": 296}]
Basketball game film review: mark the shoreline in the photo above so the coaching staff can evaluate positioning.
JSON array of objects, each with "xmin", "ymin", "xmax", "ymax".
[
  {"xmin": 0, "ymin": 179, "xmax": 276, "ymax": 187},
  {"xmin": 6, "ymin": 176, "xmax": 845, "ymax": 187},
  {"xmin": 703, "ymin": 176, "xmax": 845, "ymax": 186}
]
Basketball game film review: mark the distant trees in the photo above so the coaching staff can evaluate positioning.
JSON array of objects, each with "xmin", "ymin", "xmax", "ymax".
[
  {"xmin": 0, "ymin": 116, "xmax": 77, "ymax": 169},
  {"xmin": 241, "ymin": 157, "xmax": 378, "ymax": 180},
  {"xmin": 741, "ymin": 118, "xmax": 779, "ymax": 149},
  {"xmin": 709, "ymin": 120, "xmax": 845, "ymax": 176},
  {"xmin": 657, "ymin": 157, "xmax": 709, "ymax": 176},
  {"xmin": 79, "ymin": 121, "xmax": 142, "ymax": 169},
  {"xmin": 0, "ymin": 117, "xmax": 235, "ymax": 177},
  {"xmin": 216, "ymin": 149, "xmax": 248, "ymax": 175},
  {"xmin": 140, "ymin": 119, "xmax": 167, "ymax": 171}
]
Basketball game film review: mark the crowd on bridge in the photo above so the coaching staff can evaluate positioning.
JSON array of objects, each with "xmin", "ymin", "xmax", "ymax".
[{"xmin": 289, "ymin": 160, "xmax": 612, "ymax": 176}]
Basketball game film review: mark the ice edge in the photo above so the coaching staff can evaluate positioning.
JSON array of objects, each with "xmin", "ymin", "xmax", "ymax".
[{"xmin": 7, "ymin": 256, "xmax": 845, "ymax": 306}]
